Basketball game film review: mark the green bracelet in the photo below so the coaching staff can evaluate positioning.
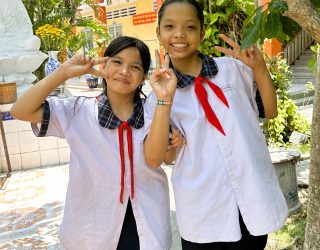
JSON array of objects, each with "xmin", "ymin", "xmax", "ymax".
[{"xmin": 156, "ymin": 99, "xmax": 173, "ymax": 106}]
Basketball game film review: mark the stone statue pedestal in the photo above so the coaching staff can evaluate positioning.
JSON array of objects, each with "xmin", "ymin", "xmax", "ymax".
[{"xmin": 0, "ymin": 0, "xmax": 48, "ymax": 96}]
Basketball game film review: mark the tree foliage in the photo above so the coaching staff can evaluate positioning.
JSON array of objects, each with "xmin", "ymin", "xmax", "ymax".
[
  {"xmin": 198, "ymin": 0, "xmax": 255, "ymax": 56},
  {"xmin": 240, "ymin": 0, "xmax": 301, "ymax": 49}
]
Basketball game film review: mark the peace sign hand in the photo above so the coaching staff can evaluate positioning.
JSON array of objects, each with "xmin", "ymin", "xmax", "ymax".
[
  {"xmin": 60, "ymin": 54, "xmax": 109, "ymax": 80},
  {"xmin": 150, "ymin": 50, "xmax": 177, "ymax": 101},
  {"xmin": 215, "ymin": 34, "xmax": 266, "ymax": 71}
]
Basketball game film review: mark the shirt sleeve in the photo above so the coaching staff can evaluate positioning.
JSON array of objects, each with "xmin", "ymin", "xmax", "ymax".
[
  {"xmin": 31, "ymin": 96, "xmax": 78, "ymax": 138},
  {"xmin": 143, "ymin": 92, "xmax": 157, "ymax": 140},
  {"xmin": 233, "ymin": 59, "xmax": 261, "ymax": 116},
  {"xmin": 255, "ymin": 89, "xmax": 265, "ymax": 118}
]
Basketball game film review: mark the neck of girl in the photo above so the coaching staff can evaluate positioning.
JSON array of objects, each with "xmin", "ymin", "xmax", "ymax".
[
  {"xmin": 171, "ymin": 53, "xmax": 202, "ymax": 77},
  {"xmin": 106, "ymin": 90, "xmax": 135, "ymax": 121}
]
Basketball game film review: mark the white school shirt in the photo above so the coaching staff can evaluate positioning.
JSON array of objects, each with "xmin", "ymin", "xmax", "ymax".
[
  {"xmin": 32, "ymin": 96, "xmax": 171, "ymax": 250},
  {"xmin": 144, "ymin": 57, "xmax": 288, "ymax": 243}
]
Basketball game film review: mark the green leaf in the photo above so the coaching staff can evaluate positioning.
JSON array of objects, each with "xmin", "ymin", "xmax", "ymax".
[
  {"xmin": 265, "ymin": 12, "xmax": 282, "ymax": 38},
  {"xmin": 310, "ymin": 0, "xmax": 320, "ymax": 8},
  {"xmin": 225, "ymin": 6, "xmax": 237, "ymax": 17},
  {"xmin": 259, "ymin": 10, "xmax": 269, "ymax": 43},
  {"xmin": 241, "ymin": 25, "xmax": 260, "ymax": 49},
  {"xmin": 209, "ymin": 14, "xmax": 220, "ymax": 25},
  {"xmin": 216, "ymin": 0, "xmax": 229, "ymax": 7},
  {"xmin": 280, "ymin": 16, "xmax": 301, "ymax": 38},
  {"xmin": 268, "ymin": 0, "xmax": 288, "ymax": 14},
  {"xmin": 241, "ymin": 6, "xmax": 264, "ymax": 49}
]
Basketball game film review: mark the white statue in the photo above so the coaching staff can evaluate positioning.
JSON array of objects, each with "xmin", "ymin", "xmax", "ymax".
[{"xmin": 0, "ymin": 0, "xmax": 47, "ymax": 95}]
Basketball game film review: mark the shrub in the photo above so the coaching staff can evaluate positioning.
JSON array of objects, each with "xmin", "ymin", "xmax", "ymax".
[{"xmin": 262, "ymin": 54, "xmax": 311, "ymax": 146}]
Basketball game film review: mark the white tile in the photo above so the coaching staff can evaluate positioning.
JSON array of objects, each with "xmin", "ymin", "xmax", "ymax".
[
  {"xmin": 0, "ymin": 104, "xmax": 13, "ymax": 112},
  {"xmin": 40, "ymin": 149, "xmax": 59, "ymax": 167},
  {"xmin": 17, "ymin": 120, "xmax": 32, "ymax": 132},
  {"xmin": 1, "ymin": 154, "xmax": 22, "ymax": 171},
  {"xmin": 3, "ymin": 119, "xmax": 18, "ymax": 133},
  {"xmin": 19, "ymin": 131, "xmax": 39, "ymax": 153},
  {"xmin": 21, "ymin": 152, "xmax": 41, "ymax": 170},
  {"xmin": 59, "ymin": 147, "xmax": 70, "ymax": 164},
  {"xmin": 39, "ymin": 136, "xmax": 58, "ymax": 150},
  {"xmin": 0, "ymin": 132, "xmax": 20, "ymax": 155},
  {"xmin": 58, "ymin": 138, "xmax": 68, "ymax": 148}
]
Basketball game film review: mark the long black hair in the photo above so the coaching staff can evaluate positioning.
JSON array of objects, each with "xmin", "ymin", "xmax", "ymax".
[
  {"xmin": 101, "ymin": 36, "xmax": 151, "ymax": 99},
  {"xmin": 158, "ymin": 0, "xmax": 204, "ymax": 29}
]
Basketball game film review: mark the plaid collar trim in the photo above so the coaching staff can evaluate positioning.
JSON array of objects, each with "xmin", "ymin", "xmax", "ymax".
[
  {"xmin": 171, "ymin": 53, "xmax": 219, "ymax": 88},
  {"xmin": 95, "ymin": 94, "xmax": 144, "ymax": 130}
]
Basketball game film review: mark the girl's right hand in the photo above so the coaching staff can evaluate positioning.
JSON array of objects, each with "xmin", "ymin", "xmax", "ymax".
[
  {"xmin": 150, "ymin": 50, "xmax": 177, "ymax": 101},
  {"xmin": 59, "ymin": 55, "xmax": 109, "ymax": 79},
  {"xmin": 168, "ymin": 127, "xmax": 187, "ymax": 151}
]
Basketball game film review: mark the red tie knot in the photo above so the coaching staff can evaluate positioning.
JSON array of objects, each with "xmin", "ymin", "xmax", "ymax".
[{"xmin": 120, "ymin": 121, "xmax": 129, "ymax": 128}]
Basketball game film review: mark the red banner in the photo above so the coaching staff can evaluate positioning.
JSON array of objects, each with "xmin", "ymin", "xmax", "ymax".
[{"xmin": 132, "ymin": 12, "xmax": 157, "ymax": 25}]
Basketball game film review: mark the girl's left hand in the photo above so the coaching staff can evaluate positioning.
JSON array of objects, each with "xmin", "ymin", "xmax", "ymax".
[
  {"xmin": 150, "ymin": 50, "xmax": 177, "ymax": 102},
  {"xmin": 214, "ymin": 34, "xmax": 266, "ymax": 71}
]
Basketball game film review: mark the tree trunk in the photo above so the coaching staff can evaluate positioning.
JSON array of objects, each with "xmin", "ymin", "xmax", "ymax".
[
  {"xmin": 304, "ymin": 47, "xmax": 320, "ymax": 250},
  {"xmin": 283, "ymin": 1, "xmax": 320, "ymax": 249},
  {"xmin": 284, "ymin": 0, "xmax": 320, "ymax": 43}
]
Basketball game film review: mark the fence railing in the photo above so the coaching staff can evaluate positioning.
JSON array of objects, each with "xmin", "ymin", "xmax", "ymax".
[{"xmin": 283, "ymin": 30, "xmax": 314, "ymax": 65}]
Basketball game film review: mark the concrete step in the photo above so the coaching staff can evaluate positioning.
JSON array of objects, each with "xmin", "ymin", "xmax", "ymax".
[
  {"xmin": 290, "ymin": 65, "xmax": 313, "ymax": 73},
  {"xmin": 292, "ymin": 96, "xmax": 314, "ymax": 107},
  {"xmin": 292, "ymin": 72, "xmax": 316, "ymax": 78},
  {"xmin": 303, "ymin": 50, "xmax": 315, "ymax": 56},
  {"xmin": 289, "ymin": 89, "xmax": 315, "ymax": 99},
  {"xmin": 288, "ymin": 82, "xmax": 315, "ymax": 94},
  {"xmin": 292, "ymin": 77, "xmax": 316, "ymax": 85},
  {"xmin": 298, "ymin": 54, "xmax": 314, "ymax": 61},
  {"xmin": 294, "ymin": 60, "xmax": 312, "ymax": 65}
]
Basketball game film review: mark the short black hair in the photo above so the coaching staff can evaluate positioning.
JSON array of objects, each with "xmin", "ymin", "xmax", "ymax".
[{"xmin": 104, "ymin": 36, "xmax": 151, "ymax": 74}]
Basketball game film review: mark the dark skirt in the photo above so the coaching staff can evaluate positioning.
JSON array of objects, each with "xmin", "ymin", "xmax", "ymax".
[
  {"xmin": 181, "ymin": 212, "xmax": 268, "ymax": 250},
  {"xmin": 117, "ymin": 199, "xmax": 140, "ymax": 250}
]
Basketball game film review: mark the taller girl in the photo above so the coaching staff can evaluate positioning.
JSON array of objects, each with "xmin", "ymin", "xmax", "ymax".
[{"xmin": 144, "ymin": 0, "xmax": 288, "ymax": 249}]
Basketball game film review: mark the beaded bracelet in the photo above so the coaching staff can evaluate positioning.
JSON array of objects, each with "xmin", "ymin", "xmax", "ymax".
[{"xmin": 156, "ymin": 99, "xmax": 173, "ymax": 106}]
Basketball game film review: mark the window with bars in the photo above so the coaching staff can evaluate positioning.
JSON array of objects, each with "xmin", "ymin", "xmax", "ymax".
[
  {"xmin": 108, "ymin": 25, "xmax": 123, "ymax": 40},
  {"xmin": 152, "ymin": 0, "xmax": 157, "ymax": 11},
  {"xmin": 81, "ymin": 29, "xmax": 94, "ymax": 55},
  {"xmin": 107, "ymin": 6, "xmax": 136, "ymax": 19}
]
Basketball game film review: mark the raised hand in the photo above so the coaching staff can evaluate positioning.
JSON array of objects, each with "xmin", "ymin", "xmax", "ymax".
[
  {"xmin": 149, "ymin": 50, "xmax": 177, "ymax": 101},
  {"xmin": 215, "ymin": 34, "xmax": 266, "ymax": 71},
  {"xmin": 60, "ymin": 55, "xmax": 109, "ymax": 79}
]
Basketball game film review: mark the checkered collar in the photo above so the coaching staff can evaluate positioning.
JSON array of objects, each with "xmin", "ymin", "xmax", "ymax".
[
  {"xmin": 95, "ymin": 94, "xmax": 144, "ymax": 130},
  {"xmin": 170, "ymin": 52, "xmax": 219, "ymax": 88}
]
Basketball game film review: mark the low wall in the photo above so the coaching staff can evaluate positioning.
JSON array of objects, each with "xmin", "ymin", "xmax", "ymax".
[{"xmin": 0, "ymin": 103, "xmax": 70, "ymax": 172}]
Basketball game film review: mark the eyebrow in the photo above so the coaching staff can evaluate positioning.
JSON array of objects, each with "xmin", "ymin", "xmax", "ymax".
[
  {"xmin": 111, "ymin": 56, "xmax": 143, "ymax": 67},
  {"xmin": 162, "ymin": 18, "xmax": 198, "ymax": 23}
]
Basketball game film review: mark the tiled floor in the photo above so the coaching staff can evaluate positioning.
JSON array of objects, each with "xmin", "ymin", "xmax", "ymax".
[{"xmin": 0, "ymin": 165, "xmax": 68, "ymax": 249}]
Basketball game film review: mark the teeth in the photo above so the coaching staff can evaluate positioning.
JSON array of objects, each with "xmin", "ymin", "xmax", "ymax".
[{"xmin": 172, "ymin": 43, "xmax": 187, "ymax": 48}]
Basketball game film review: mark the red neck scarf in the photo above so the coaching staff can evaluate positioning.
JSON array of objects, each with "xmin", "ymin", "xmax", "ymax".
[
  {"xmin": 118, "ymin": 121, "xmax": 134, "ymax": 203},
  {"xmin": 194, "ymin": 76, "xmax": 229, "ymax": 136}
]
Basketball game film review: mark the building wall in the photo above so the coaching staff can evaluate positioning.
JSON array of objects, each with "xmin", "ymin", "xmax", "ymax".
[
  {"xmin": 78, "ymin": 0, "xmax": 160, "ymax": 68},
  {"xmin": 106, "ymin": 0, "xmax": 160, "ymax": 68}
]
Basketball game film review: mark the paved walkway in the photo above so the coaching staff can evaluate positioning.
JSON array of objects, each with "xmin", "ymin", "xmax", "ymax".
[{"xmin": 0, "ymin": 82, "xmax": 313, "ymax": 249}]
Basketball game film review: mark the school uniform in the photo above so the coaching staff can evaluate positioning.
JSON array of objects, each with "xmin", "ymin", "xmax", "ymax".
[
  {"xmin": 144, "ymin": 53, "xmax": 288, "ymax": 245},
  {"xmin": 32, "ymin": 94, "xmax": 171, "ymax": 250}
]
